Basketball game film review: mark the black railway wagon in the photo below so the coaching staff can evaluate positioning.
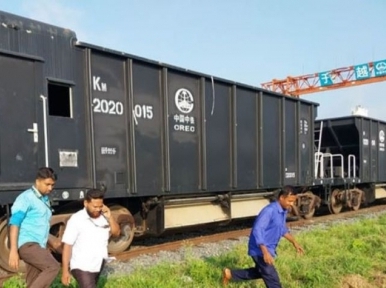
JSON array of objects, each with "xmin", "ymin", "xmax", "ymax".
[
  {"xmin": 311, "ymin": 116, "xmax": 386, "ymax": 215},
  {"xmin": 0, "ymin": 10, "xmax": 317, "ymax": 271}
]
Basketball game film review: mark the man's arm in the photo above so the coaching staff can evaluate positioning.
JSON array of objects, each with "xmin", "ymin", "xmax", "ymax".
[
  {"xmin": 252, "ymin": 208, "xmax": 272, "ymax": 245},
  {"xmin": 252, "ymin": 208, "xmax": 275, "ymax": 265},
  {"xmin": 8, "ymin": 225, "xmax": 20, "ymax": 270},
  {"xmin": 101, "ymin": 205, "xmax": 120, "ymax": 237},
  {"xmin": 259, "ymin": 244, "xmax": 274, "ymax": 265},
  {"xmin": 283, "ymin": 233, "xmax": 304, "ymax": 254},
  {"xmin": 61, "ymin": 243, "xmax": 73, "ymax": 286},
  {"xmin": 8, "ymin": 196, "xmax": 29, "ymax": 271},
  {"xmin": 61, "ymin": 215, "xmax": 79, "ymax": 286},
  {"xmin": 107, "ymin": 217, "xmax": 120, "ymax": 237}
]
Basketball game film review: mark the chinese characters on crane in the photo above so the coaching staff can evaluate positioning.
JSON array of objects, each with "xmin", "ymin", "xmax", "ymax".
[{"xmin": 318, "ymin": 59, "xmax": 386, "ymax": 87}]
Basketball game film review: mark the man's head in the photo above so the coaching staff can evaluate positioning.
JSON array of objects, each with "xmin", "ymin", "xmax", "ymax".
[
  {"xmin": 35, "ymin": 167, "xmax": 57, "ymax": 195},
  {"xmin": 277, "ymin": 186, "xmax": 297, "ymax": 210},
  {"xmin": 84, "ymin": 189, "xmax": 105, "ymax": 218}
]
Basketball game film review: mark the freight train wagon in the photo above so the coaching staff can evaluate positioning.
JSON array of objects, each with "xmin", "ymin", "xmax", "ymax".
[
  {"xmin": 291, "ymin": 115, "xmax": 386, "ymax": 219},
  {"xmin": 0, "ymin": 11, "xmax": 318, "ymax": 271}
]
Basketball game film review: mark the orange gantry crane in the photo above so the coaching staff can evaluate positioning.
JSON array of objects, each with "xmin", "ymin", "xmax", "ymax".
[{"xmin": 261, "ymin": 59, "xmax": 386, "ymax": 97}]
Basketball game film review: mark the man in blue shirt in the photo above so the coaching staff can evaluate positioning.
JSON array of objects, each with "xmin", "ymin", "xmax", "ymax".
[
  {"xmin": 8, "ymin": 167, "xmax": 60, "ymax": 288},
  {"xmin": 222, "ymin": 186, "xmax": 304, "ymax": 287}
]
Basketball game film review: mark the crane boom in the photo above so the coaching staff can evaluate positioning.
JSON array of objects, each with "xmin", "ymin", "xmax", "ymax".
[{"xmin": 261, "ymin": 59, "xmax": 386, "ymax": 97}]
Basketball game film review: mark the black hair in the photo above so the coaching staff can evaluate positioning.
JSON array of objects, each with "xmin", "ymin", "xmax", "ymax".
[
  {"xmin": 278, "ymin": 185, "xmax": 296, "ymax": 198},
  {"xmin": 85, "ymin": 189, "xmax": 105, "ymax": 202},
  {"xmin": 36, "ymin": 167, "xmax": 57, "ymax": 181}
]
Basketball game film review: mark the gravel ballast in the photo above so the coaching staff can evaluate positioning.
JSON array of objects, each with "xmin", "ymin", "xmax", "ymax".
[{"xmin": 103, "ymin": 209, "xmax": 386, "ymax": 278}]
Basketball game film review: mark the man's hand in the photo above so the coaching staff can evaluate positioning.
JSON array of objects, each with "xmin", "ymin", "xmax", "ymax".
[
  {"xmin": 8, "ymin": 250, "xmax": 19, "ymax": 270},
  {"xmin": 283, "ymin": 233, "xmax": 304, "ymax": 255},
  {"xmin": 262, "ymin": 252, "xmax": 275, "ymax": 265},
  {"xmin": 102, "ymin": 205, "xmax": 121, "ymax": 237},
  {"xmin": 101, "ymin": 205, "xmax": 111, "ymax": 220},
  {"xmin": 293, "ymin": 242, "xmax": 304, "ymax": 255},
  {"xmin": 61, "ymin": 270, "xmax": 71, "ymax": 286}
]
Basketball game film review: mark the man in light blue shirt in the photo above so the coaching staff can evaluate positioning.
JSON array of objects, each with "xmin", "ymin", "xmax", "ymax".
[
  {"xmin": 8, "ymin": 167, "xmax": 60, "ymax": 288},
  {"xmin": 222, "ymin": 186, "xmax": 304, "ymax": 288}
]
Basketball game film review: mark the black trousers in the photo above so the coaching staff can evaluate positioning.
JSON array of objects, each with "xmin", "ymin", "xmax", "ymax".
[
  {"xmin": 71, "ymin": 261, "xmax": 105, "ymax": 288},
  {"xmin": 71, "ymin": 269, "xmax": 101, "ymax": 288},
  {"xmin": 230, "ymin": 256, "xmax": 282, "ymax": 288}
]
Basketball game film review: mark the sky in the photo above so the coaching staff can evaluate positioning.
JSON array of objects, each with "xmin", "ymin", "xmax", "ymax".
[{"xmin": 1, "ymin": 0, "xmax": 385, "ymax": 120}]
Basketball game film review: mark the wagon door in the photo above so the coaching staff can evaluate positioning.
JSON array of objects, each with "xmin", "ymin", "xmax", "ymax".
[
  {"xmin": 44, "ymin": 77, "xmax": 91, "ymax": 192},
  {"xmin": 0, "ymin": 55, "xmax": 42, "ymax": 192}
]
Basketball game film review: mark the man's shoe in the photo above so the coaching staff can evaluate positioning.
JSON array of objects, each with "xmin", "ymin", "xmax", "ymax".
[{"xmin": 222, "ymin": 268, "xmax": 232, "ymax": 286}]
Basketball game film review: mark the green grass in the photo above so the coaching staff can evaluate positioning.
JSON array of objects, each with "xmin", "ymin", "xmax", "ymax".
[{"xmin": 4, "ymin": 214, "xmax": 386, "ymax": 288}]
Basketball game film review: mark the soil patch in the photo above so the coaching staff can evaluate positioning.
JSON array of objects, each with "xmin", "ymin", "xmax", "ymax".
[{"xmin": 341, "ymin": 274, "xmax": 376, "ymax": 288}]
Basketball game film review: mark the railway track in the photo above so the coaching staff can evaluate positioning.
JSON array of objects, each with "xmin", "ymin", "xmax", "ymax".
[
  {"xmin": 113, "ymin": 202, "xmax": 386, "ymax": 262},
  {"xmin": 1, "ymin": 203, "xmax": 386, "ymax": 286}
]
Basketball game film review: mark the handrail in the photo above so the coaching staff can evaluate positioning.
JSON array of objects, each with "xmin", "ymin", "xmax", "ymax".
[
  {"xmin": 40, "ymin": 95, "xmax": 49, "ymax": 167},
  {"xmin": 315, "ymin": 152, "xmax": 357, "ymax": 179},
  {"xmin": 348, "ymin": 154, "xmax": 356, "ymax": 178},
  {"xmin": 315, "ymin": 152, "xmax": 345, "ymax": 179},
  {"xmin": 314, "ymin": 152, "xmax": 324, "ymax": 178}
]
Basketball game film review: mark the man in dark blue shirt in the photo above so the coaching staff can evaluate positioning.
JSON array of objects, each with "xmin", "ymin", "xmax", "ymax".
[{"xmin": 222, "ymin": 186, "xmax": 304, "ymax": 287}]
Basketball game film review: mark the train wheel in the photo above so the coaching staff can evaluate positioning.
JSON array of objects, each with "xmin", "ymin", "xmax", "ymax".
[
  {"xmin": 107, "ymin": 206, "xmax": 135, "ymax": 254},
  {"xmin": 328, "ymin": 189, "xmax": 343, "ymax": 214},
  {"xmin": 301, "ymin": 192, "xmax": 318, "ymax": 219},
  {"xmin": 288, "ymin": 203, "xmax": 299, "ymax": 216},
  {"xmin": 0, "ymin": 219, "xmax": 25, "ymax": 273},
  {"xmin": 48, "ymin": 215, "xmax": 72, "ymax": 254},
  {"xmin": 302, "ymin": 206, "xmax": 316, "ymax": 219},
  {"xmin": 350, "ymin": 188, "xmax": 363, "ymax": 211}
]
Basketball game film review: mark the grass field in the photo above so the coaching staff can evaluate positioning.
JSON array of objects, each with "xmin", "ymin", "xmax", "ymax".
[{"xmin": 5, "ymin": 213, "xmax": 386, "ymax": 288}]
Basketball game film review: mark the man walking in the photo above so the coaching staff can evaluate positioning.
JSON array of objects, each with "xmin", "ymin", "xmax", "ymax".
[
  {"xmin": 222, "ymin": 186, "xmax": 304, "ymax": 287},
  {"xmin": 61, "ymin": 189, "xmax": 120, "ymax": 288},
  {"xmin": 8, "ymin": 167, "xmax": 60, "ymax": 288}
]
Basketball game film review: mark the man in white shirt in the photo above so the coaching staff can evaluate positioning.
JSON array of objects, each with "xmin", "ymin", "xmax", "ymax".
[{"xmin": 61, "ymin": 189, "xmax": 120, "ymax": 288}]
